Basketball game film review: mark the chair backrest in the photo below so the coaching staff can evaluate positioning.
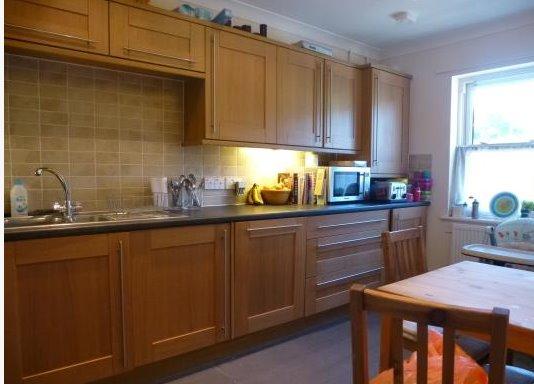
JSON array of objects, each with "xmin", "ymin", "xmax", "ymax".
[
  {"xmin": 350, "ymin": 284, "xmax": 509, "ymax": 384},
  {"xmin": 382, "ymin": 227, "xmax": 426, "ymax": 284}
]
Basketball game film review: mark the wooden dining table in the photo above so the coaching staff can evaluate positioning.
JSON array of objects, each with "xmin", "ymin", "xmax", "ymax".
[{"xmin": 378, "ymin": 261, "xmax": 534, "ymax": 355}]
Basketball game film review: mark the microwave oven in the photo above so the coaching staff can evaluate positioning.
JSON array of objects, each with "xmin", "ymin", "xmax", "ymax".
[{"xmin": 323, "ymin": 166, "xmax": 371, "ymax": 204}]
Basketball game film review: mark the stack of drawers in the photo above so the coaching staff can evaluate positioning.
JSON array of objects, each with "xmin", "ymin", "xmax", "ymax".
[{"xmin": 304, "ymin": 210, "xmax": 389, "ymax": 315}]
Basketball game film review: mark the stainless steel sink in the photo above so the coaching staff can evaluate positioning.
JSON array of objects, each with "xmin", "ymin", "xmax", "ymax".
[
  {"xmin": 4, "ymin": 209, "xmax": 189, "ymax": 229},
  {"xmin": 4, "ymin": 214, "xmax": 65, "ymax": 227}
]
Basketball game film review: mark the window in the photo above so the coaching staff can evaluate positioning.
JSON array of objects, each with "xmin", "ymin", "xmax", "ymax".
[{"xmin": 451, "ymin": 65, "xmax": 534, "ymax": 217}]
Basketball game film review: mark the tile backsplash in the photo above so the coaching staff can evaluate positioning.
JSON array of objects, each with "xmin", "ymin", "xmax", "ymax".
[{"xmin": 4, "ymin": 54, "xmax": 313, "ymax": 213}]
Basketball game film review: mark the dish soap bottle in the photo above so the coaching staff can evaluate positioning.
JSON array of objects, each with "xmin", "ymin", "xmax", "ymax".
[{"xmin": 10, "ymin": 179, "xmax": 29, "ymax": 217}]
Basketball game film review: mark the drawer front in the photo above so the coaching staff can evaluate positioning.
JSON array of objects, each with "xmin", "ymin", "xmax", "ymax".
[
  {"xmin": 391, "ymin": 206, "xmax": 427, "ymax": 230},
  {"xmin": 306, "ymin": 210, "xmax": 389, "ymax": 239},
  {"xmin": 110, "ymin": 3, "xmax": 205, "ymax": 72},
  {"xmin": 305, "ymin": 268, "xmax": 381, "ymax": 316},
  {"xmin": 5, "ymin": 0, "xmax": 109, "ymax": 54},
  {"xmin": 306, "ymin": 230, "xmax": 384, "ymax": 278}
]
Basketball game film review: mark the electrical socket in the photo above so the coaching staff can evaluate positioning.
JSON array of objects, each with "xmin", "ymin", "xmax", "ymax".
[
  {"xmin": 225, "ymin": 176, "xmax": 245, "ymax": 190},
  {"xmin": 204, "ymin": 176, "xmax": 225, "ymax": 190}
]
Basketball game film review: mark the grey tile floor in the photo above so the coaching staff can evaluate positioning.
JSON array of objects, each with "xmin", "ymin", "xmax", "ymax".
[{"xmin": 165, "ymin": 315, "xmax": 381, "ymax": 384}]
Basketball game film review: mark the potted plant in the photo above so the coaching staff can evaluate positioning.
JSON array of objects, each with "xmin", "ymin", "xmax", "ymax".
[{"xmin": 520, "ymin": 200, "xmax": 534, "ymax": 218}]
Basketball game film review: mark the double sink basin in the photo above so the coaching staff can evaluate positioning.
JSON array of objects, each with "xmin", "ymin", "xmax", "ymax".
[{"xmin": 4, "ymin": 209, "xmax": 190, "ymax": 229}]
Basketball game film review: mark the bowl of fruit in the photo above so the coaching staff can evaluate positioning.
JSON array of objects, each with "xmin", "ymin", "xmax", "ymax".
[{"xmin": 260, "ymin": 183, "xmax": 292, "ymax": 205}]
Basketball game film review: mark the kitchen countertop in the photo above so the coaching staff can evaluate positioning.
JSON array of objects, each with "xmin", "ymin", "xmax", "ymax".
[{"xmin": 4, "ymin": 201, "xmax": 430, "ymax": 241}]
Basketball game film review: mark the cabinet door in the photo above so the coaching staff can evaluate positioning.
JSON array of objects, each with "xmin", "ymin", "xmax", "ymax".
[
  {"xmin": 214, "ymin": 31, "xmax": 277, "ymax": 144},
  {"xmin": 234, "ymin": 218, "xmax": 306, "ymax": 337},
  {"xmin": 277, "ymin": 48, "xmax": 323, "ymax": 147},
  {"xmin": 128, "ymin": 225, "xmax": 229, "ymax": 366},
  {"xmin": 390, "ymin": 206, "xmax": 427, "ymax": 230},
  {"xmin": 324, "ymin": 62, "xmax": 362, "ymax": 151},
  {"xmin": 5, "ymin": 234, "xmax": 126, "ymax": 384},
  {"xmin": 371, "ymin": 69, "xmax": 410, "ymax": 175},
  {"xmin": 5, "ymin": 0, "xmax": 109, "ymax": 54},
  {"xmin": 110, "ymin": 3, "xmax": 205, "ymax": 72}
]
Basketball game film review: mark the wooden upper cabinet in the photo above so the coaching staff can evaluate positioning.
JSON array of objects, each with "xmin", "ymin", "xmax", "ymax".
[
  {"xmin": 367, "ymin": 68, "xmax": 410, "ymax": 175},
  {"xmin": 277, "ymin": 48, "xmax": 323, "ymax": 147},
  {"xmin": 5, "ymin": 0, "xmax": 109, "ymax": 54},
  {"xmin": 233, "ymin": 218, "xmax": 306, "ymax": 337},
  {"xmin": 110, "ymin": 3, "xmax": 205, "ymax": 72},
  {"xmin": 127, "ymin": 225, "xmax": 229, "ymax": 367},
  {"xmin": 5, "ymin": 234, "xmax": 127, "ymax": 384},
  {"xmin": 324, "ymin": 61, "xmax": 362, "ymax": 151},
  {"xmin": 213, "ymin": 31, "xmax": 277, "ymax": 144}
]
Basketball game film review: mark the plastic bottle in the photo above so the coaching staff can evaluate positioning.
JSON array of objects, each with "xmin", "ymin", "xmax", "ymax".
[
  {"xmin": 10, "ymin": 179, "xmax": 29, "ymax": 217},
  {"xmin": 471, "ymin": 199, "xmax": 479, "ymax": 219}
]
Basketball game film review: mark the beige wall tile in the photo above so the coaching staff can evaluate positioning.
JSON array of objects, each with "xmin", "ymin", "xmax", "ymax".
[{"xmin": 4, "ymin": 54, "xmax": 311, "ymax": 213}]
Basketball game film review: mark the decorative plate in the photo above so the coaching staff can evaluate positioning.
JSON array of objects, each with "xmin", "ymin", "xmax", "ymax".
[{"xmin": 490, "ymin": 192, "xmax": 519, "ymax": 218}]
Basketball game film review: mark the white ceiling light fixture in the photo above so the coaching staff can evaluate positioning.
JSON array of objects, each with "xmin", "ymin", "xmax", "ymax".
[{"xmin": 390, "ymin": 11, "xmax": 418, "ymax": 24}]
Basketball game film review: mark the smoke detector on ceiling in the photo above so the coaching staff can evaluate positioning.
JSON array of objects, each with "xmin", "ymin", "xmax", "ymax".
[{"xmin": 390, "ymin": 11, "xmax": 418, "ymax": 24}]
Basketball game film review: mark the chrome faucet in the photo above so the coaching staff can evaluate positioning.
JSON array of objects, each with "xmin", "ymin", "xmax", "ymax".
[{"xmin": 34, "ymin": 167, "xmax": 75, "ymax": 222}]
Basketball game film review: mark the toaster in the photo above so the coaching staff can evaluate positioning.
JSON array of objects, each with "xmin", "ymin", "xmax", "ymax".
[{"xmin": 372, "ymin": 181, "xmax": 407, "ymax": 201}]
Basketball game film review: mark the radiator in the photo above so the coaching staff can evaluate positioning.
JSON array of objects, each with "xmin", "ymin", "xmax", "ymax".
[{"xmin": 450, "ymin": 223, "xmax": 491, "ymax": 263}]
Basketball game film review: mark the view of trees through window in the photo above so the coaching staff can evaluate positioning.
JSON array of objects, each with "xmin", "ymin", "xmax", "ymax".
[{"xmin": 471, "ymin": 76, "xmax": 534, "ymax": 144}]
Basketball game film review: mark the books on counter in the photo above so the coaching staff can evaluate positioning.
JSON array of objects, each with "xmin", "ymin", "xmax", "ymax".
[{"xmin": 278, "ymin": 171, "xmax": 323, "ymax": 205}]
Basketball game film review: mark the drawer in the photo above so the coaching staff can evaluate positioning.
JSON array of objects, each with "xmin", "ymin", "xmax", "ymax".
[
  {"xmin": 391, "ymin": 206, "xmax": 427, "ymax": 230},
  {"xmin": 110, "ymin": 3, "xmax": 205, "ymax": 72},
  {"xmin": 306, "ymin": 210, "xmax": 389, "ymax": 239},
  {"xmin": 5, "ymin": 0, "xmax": 109, "ymax": 54},
  {"xmin": 305, "ymin": 268, "xmax": 382, "ymax": 316},
  {"xmin": 306, "ymin": 231, "xmax": 383, "ymax": 278}
]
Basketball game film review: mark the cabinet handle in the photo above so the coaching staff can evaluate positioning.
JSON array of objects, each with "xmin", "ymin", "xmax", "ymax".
[
  {"xmin": 123, "ymin": 47, "xmax": 195, "ymax": 63},
  {"xmin": 222, "ymin": 228, "xmax": 228, "ymax": 339},
  {"xmin": 211, "ymin": 32, "xmax": 217, "ymax": 135},
  {"xmin": 316, "ymin": 218, "xmax": 386, "ymax": 229},
  {"xmin": 372, "ymin": 75, "xmax": 379, "ymax": 166},
  {"xmin": 246, "ymin": 223, "xmax": 302, "ymax": 233},
  {"xmin": 325, "ymin": 65, "xmax": 333, "ymax": 143},
  {"xmin": 316, "ymin": 267, "xmax": 383, "ymax": 288},
  {"xmin": 6, "ymin": 23, "xmax": 99, "ymax": 45},
  {"xmin": 314, "ymin": 61, "xmax": 322, "ymax": 142},
  {"xmin": 118, "ymin": 240, "xmax": 128, "ymax": 368},
  {"xmin": 317, "ymin": 234, "xmax": 380, "ymax": 249}
]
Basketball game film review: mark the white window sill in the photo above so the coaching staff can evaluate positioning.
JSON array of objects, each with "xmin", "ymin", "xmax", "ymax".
[{"xmin": 440, "ymin": 215, "xmax": 502, "ymax": 226}]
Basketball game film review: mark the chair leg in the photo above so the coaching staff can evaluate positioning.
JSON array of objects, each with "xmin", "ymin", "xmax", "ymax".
[{"xmin": 379, "ymin": 315, "xmax": 393, "ymax": 372}]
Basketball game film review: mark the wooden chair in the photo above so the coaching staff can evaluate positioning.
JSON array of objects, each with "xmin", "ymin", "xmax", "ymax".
[
  {"xmin": 350, "ymin": 284, "xmax": 509, "ymax": 384},
  {"xmin": 381, "ymin": 226, "xmax": 426, "ymax": 284},
  {"xmin": 381, "ymin": 227, "xmax": 491, "ymax": 366}
]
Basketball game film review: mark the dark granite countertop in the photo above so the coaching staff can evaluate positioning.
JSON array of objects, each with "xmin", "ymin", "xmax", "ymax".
[{"xmin": 4, "ymin": 201, "xmax": 430, "ymax": 241}]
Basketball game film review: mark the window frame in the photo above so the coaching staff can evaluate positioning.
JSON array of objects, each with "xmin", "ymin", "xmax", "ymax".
[{"xmin": 457, "ymin": 67, "xmax": 534, "ymax": 147}]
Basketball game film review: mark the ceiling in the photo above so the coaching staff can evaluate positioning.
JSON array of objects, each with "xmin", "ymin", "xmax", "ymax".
[{"xmin": 233, "ymin": 0, "xmax": 534, "ymax": 48}]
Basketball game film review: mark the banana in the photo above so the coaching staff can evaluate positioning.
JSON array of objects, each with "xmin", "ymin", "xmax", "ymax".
[
  {"xmin": 252, "ymin": 184, "xmax": 264, "ymax": 205},
  {"xmin": 246, "ymin": 188, "xmax": 254, "ymax": 204}
]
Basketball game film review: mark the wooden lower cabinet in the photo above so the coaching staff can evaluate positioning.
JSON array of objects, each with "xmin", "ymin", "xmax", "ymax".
[
  {"xmin": 127, "ymin": 224, "xmax": 230, "ymax": 366},
  {"xmin": 5, "ymin": 233, "xmax": 127, "ymax": 384},
  {"xmin": 390, "ymin": 206, "xmax": 427, "ymax": 230},
  {"xmin": 305, "ymin": 211, "xmax": 388, "ymax": 315},
  {"xmin": 233, "ymin": 218, "xmax": 306, "ymax": 337}
]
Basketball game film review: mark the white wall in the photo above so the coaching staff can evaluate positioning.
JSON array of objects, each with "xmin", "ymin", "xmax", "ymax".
[{"xmin": 380, "ymin": 22, "xmax": 534, "ymax": 268}]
